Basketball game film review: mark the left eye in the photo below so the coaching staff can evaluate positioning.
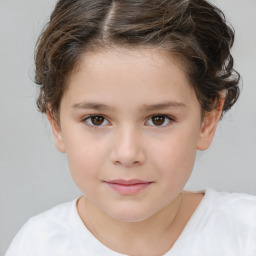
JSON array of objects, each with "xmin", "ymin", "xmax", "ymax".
[
  {"xmin": 146, "ymin": 115, "xmax": 173, "ymax": 127},
  {"xmin": 83, "ymin": 115, "xmax": 110, "ymax": 127}
]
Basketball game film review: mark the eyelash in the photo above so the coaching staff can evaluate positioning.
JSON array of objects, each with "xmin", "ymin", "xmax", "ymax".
[
  {"xmin": 82, "ymin": 114, "xmax": 175, "ymax": 128},
  {"xmin": 82, "ymin": 115, "xmax": 110, "ymax": 129},
  {"xmin": 145, "ymin": 115, "xmax": 175, "ymax": 127}
]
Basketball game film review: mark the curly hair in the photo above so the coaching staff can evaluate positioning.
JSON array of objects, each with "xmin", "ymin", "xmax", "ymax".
[{"xmin": 35, "ymin": 0, "xmax": 240, "ymax": 119}]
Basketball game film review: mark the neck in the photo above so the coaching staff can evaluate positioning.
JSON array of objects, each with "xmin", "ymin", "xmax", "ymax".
[{"xmin": 77, "ymin": 193, "xmax": 183, "ymax": 255}]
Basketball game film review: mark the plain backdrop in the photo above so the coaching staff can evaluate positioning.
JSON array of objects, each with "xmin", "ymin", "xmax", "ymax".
[{"xmin": 0, "ymin": 0, "xmax": 255, "ymax": 253}]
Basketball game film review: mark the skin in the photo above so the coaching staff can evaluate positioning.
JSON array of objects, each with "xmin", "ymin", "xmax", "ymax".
[{"xmin": 47, "ymin": 48, "xmax": 224, "ymax": 255}]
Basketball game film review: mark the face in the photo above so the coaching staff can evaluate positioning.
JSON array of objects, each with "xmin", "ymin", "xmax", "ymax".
[{"xmin": 48, "ymin": 48, "xmax": 221, "ymax": 222}]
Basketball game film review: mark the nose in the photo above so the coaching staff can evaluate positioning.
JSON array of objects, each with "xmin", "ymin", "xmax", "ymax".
[{"xmin": 110, "ymin": 126, "xmax": 146, "ymax": 167}]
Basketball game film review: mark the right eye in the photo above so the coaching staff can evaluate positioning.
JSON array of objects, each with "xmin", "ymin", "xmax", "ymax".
[{"xmin": 83, "ymin": 115, "xmax": 110, "ymax": 127}]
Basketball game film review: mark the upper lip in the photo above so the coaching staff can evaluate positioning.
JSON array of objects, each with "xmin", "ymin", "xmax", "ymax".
[{"xmin": 105, "ymin": 179, "xmax": 152, "ymax": 185}]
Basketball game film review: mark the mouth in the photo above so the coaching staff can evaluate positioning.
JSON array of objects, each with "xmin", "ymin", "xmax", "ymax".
[{"xmin": 104, "ymin": 179, "xmax": 153, "ymax": 195}]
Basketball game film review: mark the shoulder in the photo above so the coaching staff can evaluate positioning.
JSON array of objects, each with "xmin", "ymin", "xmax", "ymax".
[
  {"xmin": 5, "ymin": 198, "xmax": 79, "ymax": 256},
  {"xmin": 184, "ymin": 188, "xmax": 256, "ymax": 234},
  {"xmin": 173, "ymin": 189, "xmax": 256, "ymax": 255},
  {"xmin": 204, "ymin": 189, "xmax": 256, "ymax": 224},
  {"xmin": 200, "ymin": 189, "xmax": 256, "ymax": 232},
  {"xmin": 23, "ymin": 198, "xmax": 77, "ymax": 233},
  {"xmin": 202, "ymin": 189, "xmax": 256, "ymax": 253}
]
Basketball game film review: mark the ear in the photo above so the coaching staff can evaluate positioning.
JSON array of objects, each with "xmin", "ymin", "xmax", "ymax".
[
  {"xmin": 46, "ymin": 110, "xmax": 66, "ymax": 153},
  {"xmin": 197, "ymin": 98, "xmax": 225, "ymax": 151}
]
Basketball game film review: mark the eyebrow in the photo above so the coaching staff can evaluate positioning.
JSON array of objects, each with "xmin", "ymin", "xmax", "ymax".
[
  {"xmin": 140, "ymin": 101, "xmax": 187, "ymax": 112},
  {"xmin": 72, "ymin": 100, "xmax": 186, "ymax": 111},
  {"xmin": 72, "ymin": 102, "xmax": 116, "ymax": 111}
]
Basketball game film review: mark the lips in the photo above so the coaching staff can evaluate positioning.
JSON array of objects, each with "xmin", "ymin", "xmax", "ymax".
[{"xmin": 105, "ymin": 179, "xmax": 152, "ymax": 195}]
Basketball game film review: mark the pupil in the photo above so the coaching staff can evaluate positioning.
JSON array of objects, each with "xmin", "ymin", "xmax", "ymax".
[
  {"xmin": 153, "ymin": 116, "xmax": 165, "ymax": 125},
  {"xmin": 92, "ymin": 116, "xmax": 104, "ymax": 125}
]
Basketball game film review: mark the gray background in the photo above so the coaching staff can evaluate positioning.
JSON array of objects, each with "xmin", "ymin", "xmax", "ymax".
[{"xmin": 1, "ymin": 0, "xmax": 255, "ymax": 253}]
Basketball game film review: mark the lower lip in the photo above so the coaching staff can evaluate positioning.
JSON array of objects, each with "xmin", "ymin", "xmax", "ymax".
[{"xmin": 106, "ymin": 182, "xmax": 151, "ymax": 195}]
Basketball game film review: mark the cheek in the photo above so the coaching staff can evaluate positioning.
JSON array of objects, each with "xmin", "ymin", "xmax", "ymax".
[
  {"xmin": 64, "ymin": 135, "xmax": 107, "ymax": 185},
  {"xmin": 151, "ymin": 130, "xmax": 198, "ymax": 181}
]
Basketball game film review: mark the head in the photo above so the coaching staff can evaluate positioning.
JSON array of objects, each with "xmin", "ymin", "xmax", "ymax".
[
  {"xmin": 35, "ymin": 0, "xmax": 239, "ymax": 120},
  {"xmin": 35, "ymin": 0, "xmax": 240, "ymax": 221}
]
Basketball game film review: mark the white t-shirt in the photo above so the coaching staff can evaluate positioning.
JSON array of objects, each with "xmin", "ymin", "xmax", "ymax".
[{"xmin": 5, "ymin": 189, "xmax": 256, "ymax": 256}]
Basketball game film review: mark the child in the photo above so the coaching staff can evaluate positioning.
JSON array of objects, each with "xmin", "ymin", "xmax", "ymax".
[{"xmin": 5, "ymin": 0, "xmax": 256, "ymax": 255}]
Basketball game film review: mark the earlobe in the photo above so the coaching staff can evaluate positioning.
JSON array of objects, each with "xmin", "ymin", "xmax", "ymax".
[
  {"xmin": 46, "ymin": 110, "xmax": 66, "ymax": 153},
  {"xmin": 197, "ymin": 99, "xmax": 225, "ymax": 151}
]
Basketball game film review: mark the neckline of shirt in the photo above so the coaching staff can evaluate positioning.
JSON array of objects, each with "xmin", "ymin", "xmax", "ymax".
[{"xmin": 69, "ymin": 188, "xmax": 214, "ymax": 255}]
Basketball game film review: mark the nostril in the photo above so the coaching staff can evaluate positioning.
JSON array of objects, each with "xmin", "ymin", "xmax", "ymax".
[
  {"xmin": 114, "ymin": 160, "xmax": 121, "ymax": 165},
  {"xmin": 113, "ymin": 160, "xmax": 142, "ymax": 167}
]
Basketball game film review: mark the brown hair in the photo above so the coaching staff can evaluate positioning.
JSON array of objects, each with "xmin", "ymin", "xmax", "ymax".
[{"xmin": 35, "ymin": 0, "xmax": 240, "ymax": 119}]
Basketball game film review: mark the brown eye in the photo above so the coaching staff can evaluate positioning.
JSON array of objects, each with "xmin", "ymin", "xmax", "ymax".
[
  {"xmin": 146, "ymin": 115, "xmax": 173, "ymax": 127},
  {"xmin": 84, "ymin": 115, "xmax": 109, "ymax": 127},
  {"xmin": 91, "ymin": 116, "xmax": 105, "ymax": 125},
  {"xmin": 152, "ymin": 116, "xmax": 165, "ymax": 126}
]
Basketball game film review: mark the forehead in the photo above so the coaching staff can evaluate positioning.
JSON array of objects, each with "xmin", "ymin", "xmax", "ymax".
[{"xmin": 62, "ymin": 48, "xmax": 198, "ymax": 110}]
